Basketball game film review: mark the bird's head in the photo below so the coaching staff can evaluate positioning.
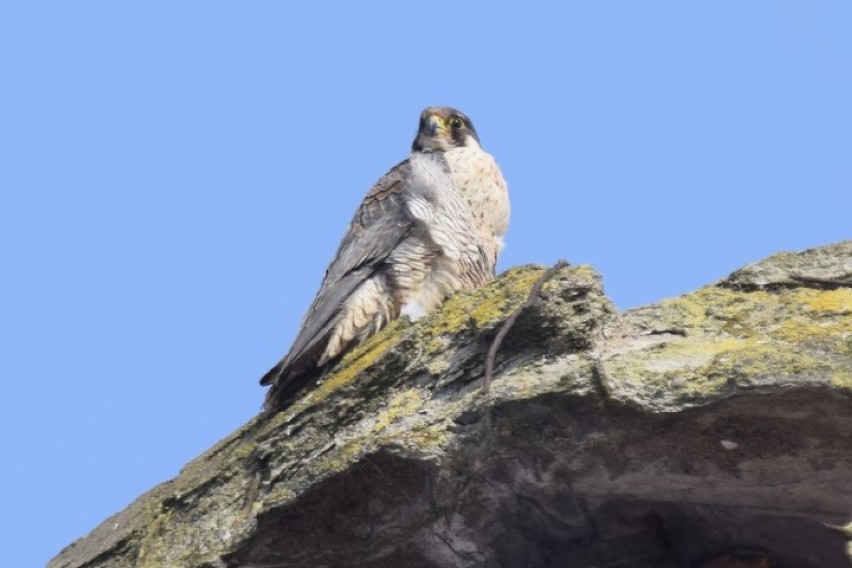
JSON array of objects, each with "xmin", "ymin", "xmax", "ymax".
[{"xmin": 412, "ymin": 107, "xmax": 481, "ymax": 153}]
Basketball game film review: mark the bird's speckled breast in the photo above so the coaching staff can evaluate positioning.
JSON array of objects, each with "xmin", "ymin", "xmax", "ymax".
[
  {"xmin": 444, "ymin": 145, "xmax": 510, "ymax": 247},
  {"xmin": 393, "ymin": 146, "xmax": 509, "ymax": 319}
]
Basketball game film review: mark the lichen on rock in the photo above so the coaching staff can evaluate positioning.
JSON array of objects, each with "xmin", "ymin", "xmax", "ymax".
[{"xmin": 49, "ymin": 242, "xmax": 852, "ymax": 568}]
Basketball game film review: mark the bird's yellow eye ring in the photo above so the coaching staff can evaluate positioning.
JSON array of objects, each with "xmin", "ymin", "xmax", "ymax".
[{"xmin": 449, "ymin": 116, "xmax": 464, "ymax": 129}]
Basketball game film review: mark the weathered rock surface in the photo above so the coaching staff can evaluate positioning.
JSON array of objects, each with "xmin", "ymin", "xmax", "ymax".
[{"xmin": 49, "ymin": 242, "xmax": 852, "ymax": 568}]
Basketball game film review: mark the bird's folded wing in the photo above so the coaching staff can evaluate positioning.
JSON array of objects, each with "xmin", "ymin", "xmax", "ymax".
[{"xmin": 260, "ymin": 160, "xmax": 414, "ymax": 386}]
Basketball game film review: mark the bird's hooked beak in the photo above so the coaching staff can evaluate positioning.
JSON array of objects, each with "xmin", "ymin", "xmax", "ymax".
[{"xmin": 425, "ymin": 113, "xmax": 447, "ymax": 135}]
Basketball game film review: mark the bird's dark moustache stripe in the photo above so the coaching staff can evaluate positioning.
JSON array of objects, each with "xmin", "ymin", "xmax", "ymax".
[{"xmin": 452, "ymin": 124, "xmax": 480, "ymax": 147}]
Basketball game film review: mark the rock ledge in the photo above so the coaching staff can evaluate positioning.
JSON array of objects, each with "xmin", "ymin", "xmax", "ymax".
[{"xmin": 50, "ymin": 242, "xmax": 852, "ymax": 568}]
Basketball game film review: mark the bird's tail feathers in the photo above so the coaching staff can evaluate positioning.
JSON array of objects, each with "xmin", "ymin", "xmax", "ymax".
[{"xmin": 262, "ymin": 356, "xmax": 340, "ymax": 412}]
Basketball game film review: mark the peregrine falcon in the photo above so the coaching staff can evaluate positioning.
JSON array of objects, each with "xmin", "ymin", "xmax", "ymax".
[{"xmin": 261, "ymin": 107, "xmax": 509, "ymax": 410}]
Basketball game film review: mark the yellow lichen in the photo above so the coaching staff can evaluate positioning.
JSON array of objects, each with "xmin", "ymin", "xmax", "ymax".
[
  {"xmin": 292, "ymin": 319, "xmax": 408, "ymax": 412},
  {"xmin": 137, "ymin": 509, "xmax": 173, "ymax": 568},
  {"xmin": 230, "ymin": 440, "xmax": 258, "ymax": 461},
  {"xmin": 774, "ymin": 319, "xmax": 837, "ymax": 343},
  {"xmin": 711, "ymin": 341, "xmax": 824, "ymax": 377},
  {"xmin": 370, "ymin": 388, "xmax": 426, "ymax": 435},
  {"xmin": 400, "ymin": 426, "xmax": 449, "ymax": 450},
  {"xmin": 615, "ymin": 273, "xmax": 852, "ymax": 402},
  {"xmin": 331, "ymin": 439, "xmax": 366, "ymax": 465},
  {"xmin": 805, "ymin": 288, "xmax": 852, "ymax": 314},
  {"xmin": 425, "ymin": 267, "xmax": 546, "ymax": 337},
  {"xmin": 831, "ymin": 368, "xmax": 852, "ymax": 392}
]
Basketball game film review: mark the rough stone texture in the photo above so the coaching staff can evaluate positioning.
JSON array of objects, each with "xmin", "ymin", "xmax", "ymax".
[{"xmin": 49, "ymin": 242, "xmax": 852, "ymax": 568}]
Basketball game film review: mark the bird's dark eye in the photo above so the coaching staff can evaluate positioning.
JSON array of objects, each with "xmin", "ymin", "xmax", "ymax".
[{"xmin": 449, "ymin": 116, "xmax": 464, "ymax": 129}]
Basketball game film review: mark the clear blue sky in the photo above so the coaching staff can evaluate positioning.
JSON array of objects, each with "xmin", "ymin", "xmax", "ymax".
[{"xmin": 2, "ymin": 3, "xmax": 849, "ymax": 566}]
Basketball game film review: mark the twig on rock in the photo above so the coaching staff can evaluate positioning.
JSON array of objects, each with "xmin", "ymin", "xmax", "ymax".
[{"xmin": 481, "ymin": 260, "xmax": 569, "ymax": 394}]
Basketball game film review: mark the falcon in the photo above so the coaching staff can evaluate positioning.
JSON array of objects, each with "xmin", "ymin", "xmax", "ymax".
[{"xmin": 261, "ymin": 107, "xmax": 510, "ymax": 410}]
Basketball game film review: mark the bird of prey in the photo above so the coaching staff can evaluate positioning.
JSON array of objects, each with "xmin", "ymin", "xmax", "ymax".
[{"xmin": 261, "ymin": 107, "xmax": 509, "ymax": 410}]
